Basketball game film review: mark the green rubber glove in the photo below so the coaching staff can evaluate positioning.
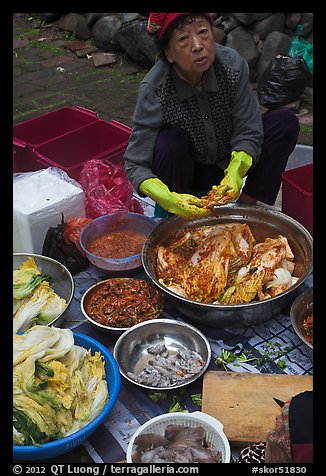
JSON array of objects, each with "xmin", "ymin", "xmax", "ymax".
[
  {"xmin": 202, "ymin": 151, "xmax": 253, "ymax": 206},
  {"xmin": 139, "ymin": 178, "xmax": 211, "ymax": 220}
]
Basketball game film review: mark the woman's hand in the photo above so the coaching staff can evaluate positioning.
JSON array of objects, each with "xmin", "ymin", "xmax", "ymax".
[
  {"xmin": 139, "ymin": 178, "xmax": 211, "ymax": 220},
  {"xmin": 198, "ymin": 151, "xmax": 253, "ymax": 207}
]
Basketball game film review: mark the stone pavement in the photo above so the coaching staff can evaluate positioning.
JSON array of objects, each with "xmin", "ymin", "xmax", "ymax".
[
  {"xmin": 13, "ymin": 13, "xmax": 313, "ymax": 138},
  {"xmin": 13, "ymin": 13, "xmax": 147, "ymax": 128}
]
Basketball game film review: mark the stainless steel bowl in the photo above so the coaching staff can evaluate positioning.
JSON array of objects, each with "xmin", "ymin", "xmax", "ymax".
[
  {"xmin": 142, "ymin": 204, "xmax": 313, "ymax": 328},
  {"xmin": 113, "ymin": 318, "xmax": 211, "ymax": 391},
  {"xmin": 13, "ymin": 253, "xmax": 75, "ymax": 329},
  {"xmin": 290, "ymin": 287, "xmax": 313, "ymax": 361}
]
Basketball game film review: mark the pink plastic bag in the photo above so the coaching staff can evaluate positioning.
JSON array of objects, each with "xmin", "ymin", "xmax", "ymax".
[{"xmin": 78, "ymin": 159, "xmax": 144, "ymax": 218}]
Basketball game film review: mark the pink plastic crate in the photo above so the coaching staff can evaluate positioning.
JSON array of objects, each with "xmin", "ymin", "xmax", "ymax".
[
  {"xmin": 13, "ymin": 107, "xmax": 99, "ymax": 173},
  {"xmin": 281, "ymin": 163, "xmax": 313, "ymax": 235},
  {"xmin": 33, "ymin": 120, "xmax": 131, "ymax": 180}
]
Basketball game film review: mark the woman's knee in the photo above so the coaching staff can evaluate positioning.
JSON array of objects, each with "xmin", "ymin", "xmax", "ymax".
[
  {"xmin": 154, "ymin": 127, "xmax": 193, "ymax": 157},
  {"xmin": 263, "ymin": 108, "xmax": 300, "ymax": 140},
  {"xmin": 152, "ymin": 127, "xmax": 195, "ymax": 191}
]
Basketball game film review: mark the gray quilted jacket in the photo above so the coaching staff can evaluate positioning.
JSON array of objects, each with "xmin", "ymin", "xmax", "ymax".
[{"xmin": 124, "ymin": 43, "xmax": 263, "ymax": 193}]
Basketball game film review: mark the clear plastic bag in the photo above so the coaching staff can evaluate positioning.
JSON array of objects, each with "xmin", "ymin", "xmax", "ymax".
[{"xmin": 78, "ymin": 159, "xmax": 144, "ymax": 218}]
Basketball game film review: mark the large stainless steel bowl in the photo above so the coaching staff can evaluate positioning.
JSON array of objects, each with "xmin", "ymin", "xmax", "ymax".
[{"xmin": 142, "ymin": 204, "xmax": 313, "ymax": 328}]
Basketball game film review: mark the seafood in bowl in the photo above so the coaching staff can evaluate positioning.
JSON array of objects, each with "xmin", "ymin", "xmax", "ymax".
[
  {"xmin": 113, "ymin": 319, "xmax": 211, "ymax": 391},
  {"xmin": 126, "ymin": 343, "xmax": 206, "ymax": 388},
  {"xmin": 132, "ymin": 424, "xmax": 222, "ymax": 463},
  {"xmin": 126, "ymin": 411, "xmax": 231, "ymax": 463}
]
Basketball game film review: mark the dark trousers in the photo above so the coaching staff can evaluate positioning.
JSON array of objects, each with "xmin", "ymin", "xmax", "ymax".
[{"xmin": 152, "ymin": 108, "xmax": 300, "ymax": 205}]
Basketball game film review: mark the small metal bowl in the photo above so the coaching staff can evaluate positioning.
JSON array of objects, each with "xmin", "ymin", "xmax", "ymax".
[
  {"xmin": 290, "ymin": 287, "xmax": 313, "ymax": 361},
  {"xmin": 113, "ymin": 318, "xmax": 211, "ymax": 391},
  {"xmin": 81, "ymin": 278, "xmax": 163, "ymax": 337}
]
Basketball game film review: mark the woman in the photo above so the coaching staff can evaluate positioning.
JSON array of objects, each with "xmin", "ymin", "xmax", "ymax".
[
  {"xmin": 237, "ymin": 391, "xmax": 313, "ymax": 464},
  {"xmin": 124, "ymin": 13, "xmax": 300, "ymax": 219}
]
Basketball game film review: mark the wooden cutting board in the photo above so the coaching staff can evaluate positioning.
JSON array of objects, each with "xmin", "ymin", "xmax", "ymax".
[{"xmin": 202, "ymin": 371, "xmax": 313, "ymax": 446}]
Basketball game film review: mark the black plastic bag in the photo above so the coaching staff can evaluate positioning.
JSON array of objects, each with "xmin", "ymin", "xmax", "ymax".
[
  {"xmin": 257, "ymin": 55, "xmax": 311, "ymax": 108},
  {"xmin": 42, "ymin": 215, "xmax": 89, "ymax": 275}
]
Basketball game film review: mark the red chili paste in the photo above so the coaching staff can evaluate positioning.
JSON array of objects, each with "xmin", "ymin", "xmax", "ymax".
[{"xmin": 88, "ymin": 230, "xmax": 147, "ymax": 258}]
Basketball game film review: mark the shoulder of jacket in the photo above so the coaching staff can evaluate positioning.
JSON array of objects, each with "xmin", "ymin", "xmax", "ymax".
[
  {"xmin": 214, "ymin": 43, "xmax": 247, "ymax": 71},
  {"xmin": 141, "ymin": 59, "xmax": 170, "ymax": 88}
]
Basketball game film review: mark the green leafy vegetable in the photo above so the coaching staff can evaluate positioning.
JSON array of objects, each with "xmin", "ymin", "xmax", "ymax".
[
  {"xmin": 13, "ymin": 408, "xmax": 50, "ymax": 446},
  {"xmin": 215, "ymin": 341, "xmax": 292, "ymax": 371},
  {"xmin": 216, "ymin": 349, "xmax": 237, "ymax": 370},
  {"xmin": 13, "ymin": 326, "xmax": 108, "ymax": 447},
  {"xmin": 37, "ymin": 293, "xmax": 67, "ymax": 325},
  {"xmin": 168, "ymin": 388, "xmax": 188, "ymax": 413},
  {"xmin": 13, "ymin": 257, "xmax": 67, "ymax": 333},
  {"xmin": 13, "ymin": 270, "xmax": 45, "ymax": 300},
  {"xmin": 13, "ymin": 281, "xmax": 55, "ymax": 333},
  {"xmin": 35, "ymin": 361, "xmax": 55, "ymax": 378},
  {"xmin": 148, "ymin": 392, "xmax": 167, "ymax": 403},
  {"xmin": 191, "ymin": 393, "xmax": 202, "ymax": 407},
  {"xmin": 169, "ymin": 400, "xmax": 189, "ymax": 413}
]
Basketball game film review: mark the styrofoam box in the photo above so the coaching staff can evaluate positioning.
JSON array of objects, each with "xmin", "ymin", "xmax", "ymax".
[{"xmin": 13, "ymin": 169, "xmax": 85, "ymax": 254}]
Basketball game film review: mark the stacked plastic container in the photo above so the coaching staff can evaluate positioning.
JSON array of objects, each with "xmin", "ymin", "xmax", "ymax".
[{"xmin": 13, "ymin": 106, "xmax": 131, "ymax": 180}]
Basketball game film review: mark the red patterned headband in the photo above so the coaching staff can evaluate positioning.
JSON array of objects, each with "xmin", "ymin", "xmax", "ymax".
[{"xmin": 147, "ymin": 13, "xmax": 213, "ymax": 39}]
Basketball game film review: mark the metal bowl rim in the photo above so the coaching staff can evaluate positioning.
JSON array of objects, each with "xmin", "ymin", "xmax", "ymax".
[{"xmin": 290, "ymin": 287, "xmax": 313, "ymax": 350}]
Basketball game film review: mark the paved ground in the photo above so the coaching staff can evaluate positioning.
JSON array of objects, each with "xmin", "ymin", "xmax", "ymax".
[
  {"xmin": 13, "ymin": 13, "xmax": 149, "ymax": 128},
  {"xmin": 13, "ymin": 13, "xmax": 313, "ymax": 136}
]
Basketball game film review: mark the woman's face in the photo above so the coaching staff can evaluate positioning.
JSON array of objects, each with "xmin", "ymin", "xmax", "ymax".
[{"xmin": 164, "ymin": 17, "xmax": 215, "ymax": 84}]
